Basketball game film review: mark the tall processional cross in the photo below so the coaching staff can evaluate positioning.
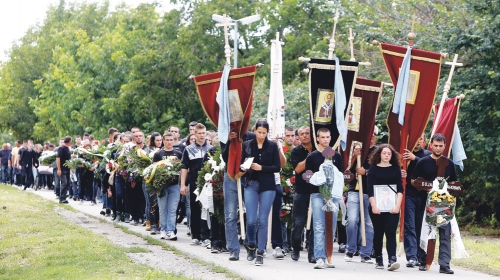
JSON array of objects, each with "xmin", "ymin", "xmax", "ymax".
[{"xmin": 215, "ymin": 14, "xmax": 235, "ymax": 65}]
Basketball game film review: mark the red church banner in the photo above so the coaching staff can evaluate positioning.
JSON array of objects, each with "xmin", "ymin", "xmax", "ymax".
[
  {"xmin": 342, "ymin": 78, "xmax": 383, "ymax": 170},
  {"xmin": 194, "ymin": 66, "xmax": 256, "ymax": 179},
  {"xmin": 382, "ymin": 43, "xmax": 443, "ymax": 154},
  {"xmin": 429, "ymin": 97, "xmax": 461, "ymax": 157}
]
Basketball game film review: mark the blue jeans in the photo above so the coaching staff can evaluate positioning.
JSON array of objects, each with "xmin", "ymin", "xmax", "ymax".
[
  {"xmin": 158, "ymin": 184, "xmax": 180, "ymax": 232},
  {"xmin": 311, "ymin": 193, "xmax": 339, "ymax": 260},
  {"xmin": 142, "ymin": 182, "xmax": 150, "ymax": 221},
  {"xmin": 223, "ymin": 173, "xmax": 240, "ymax": 254},
  {"xmin": 53, "ymin": 169, "xmax": 60, "ymax": 196},
  {"xmin": 404, "ymin": 195, "xmax": 426, "ymax": 261},
  {"xmin": 244, "ymin": 180, "xmax": 276, "ymax": 251},
  {"xmin": 2, "ymin": 165, "xmax": 10, "ymax": 184},
  {"xmin": 271, "ymin": 184, "xmax": 284, "ymax": 248},
  {"xmin": 346, "ymin": 192, "xmax": 374, "ymax": 257}
]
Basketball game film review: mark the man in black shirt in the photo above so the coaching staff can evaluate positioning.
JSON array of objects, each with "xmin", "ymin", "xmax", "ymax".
[
  {"xmin": 57, "ymin": 136, "xmax": 72, "ymax": 203},
  {"xmin": 403, "ymin": 134, "xmax": 432, "ymax": 267},
  {"xmin": 290, "ymin": 126, "xmax": 316, "ymax": 262},
  {"xmin": 180, "ymin": 123, "xmax": 213, "ymax": 246},
  {"xmin": 305, "ymin": 128, "xmax": 342, "ymax": 269},
  {"xmin": 411, "ymin": 133, "xmax": 457, "ymax": 274}
]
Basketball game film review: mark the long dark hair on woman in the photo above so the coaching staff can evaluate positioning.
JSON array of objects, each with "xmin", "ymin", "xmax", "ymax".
[
  {"xmin": 368, "ymin": 144, "xmax": 401, "ymax": 167},
  {"xmin": 149, "ymin": 132, "xmax": 162, "ymax": 148}
]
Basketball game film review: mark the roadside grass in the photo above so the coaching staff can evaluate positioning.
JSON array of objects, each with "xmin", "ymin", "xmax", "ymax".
[
  {"xmin": 0, "ymin": 184, "xmax": 188, "ymax": 279},
  {"xmin": 452, "ymin": 234, "xmax": 500, "ymax": 276},
  {"xmin": 114, "ymin": 224, "xmax": 243, "ymax": 279}
]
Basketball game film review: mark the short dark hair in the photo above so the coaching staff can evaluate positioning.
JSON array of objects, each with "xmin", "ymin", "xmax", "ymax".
[
  {"xmin": 83, "ymin": 133, "xmax": 90, "ymax": 137},
  {"xmin": 75, "ymin": 135, "xmax": 81, "ymax": 139},
  {"xmin": 49, "ymin": 144, "xmax": 55, "ymax": 148},
  {"xmin": 285, "ymin": 126, "xmax": 294, "ymax": 132},
  {"xmin": 430, "ymin": 133, "xmax": 446, "ymax": 144},
  {"xmin": 64, "ymin": 136, "xmax": 72, "ymax": 144},
  {"xmin": 316, "ymin": 128, "xmax": 330, "ymax": 137},
  {"xmin": 189, "ymin": 121, "xmax": 198, "ymax": 127},
  {"xmin": 108, "ymin": 127, "xmax": 118, "ymax": 135},
  {"xmin": 194, "ymin": 123, "xmax": 206, "ymax": 132},
  {"xmin": 163, "ymin": 132, "xmax": 174, "ymax": 138}
]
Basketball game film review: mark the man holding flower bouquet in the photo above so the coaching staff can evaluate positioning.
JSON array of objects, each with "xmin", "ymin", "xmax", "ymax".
[
  {"xmin": 305, "ymin": 128, "xmax": 343, "ymax": 269},
  {"xmin": 411, "ymin": 133, "xmax": 457, "ymax": 274},
  {"xmin": 153, "ymin": 132, "xmax": 183, "ymax": 240}
]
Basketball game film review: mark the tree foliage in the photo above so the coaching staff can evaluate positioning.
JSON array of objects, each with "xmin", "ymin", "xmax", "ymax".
[{"xmin": 0, "ymin": 0, "xmax": 499, "ymax": 227}]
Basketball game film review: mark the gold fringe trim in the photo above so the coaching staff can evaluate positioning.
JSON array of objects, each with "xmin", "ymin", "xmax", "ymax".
[
  {"xmin": 195, "ymin": 72, "xmax": 257, "ymax": 86},
  {"xmin": 381, "ymin": 49, "xmax": 441, "ymax": 64},
  {"xmin": 308, "ymin": 63, "xmax": 358, "ymax": 72}
]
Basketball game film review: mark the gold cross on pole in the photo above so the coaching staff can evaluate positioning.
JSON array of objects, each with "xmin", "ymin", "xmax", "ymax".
[
  {"xmin": 215, "ymin": 14, "xmax": 235, "ymax": 65},
  {"xmin": 406, "ymin": 14, "xmax": 420, "ymax": 34},
  {"xmin": 431, "ymin": 54, "xmax": 463, "ymax": 135},
  {"xmin": 406, "ymin": 14, "xmax": 420, "ymax": 47},
  {"xmin": 328, "ymin": 9, "xmax": 340, "ymax": 59}
]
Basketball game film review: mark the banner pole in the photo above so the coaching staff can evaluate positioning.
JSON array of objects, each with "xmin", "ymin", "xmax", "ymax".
[
  {"xmin": 237, "ymin": 178, "xmax": 246, "ymax": 240},
  {"xmin": 357, "ymin": 154, "xmax": 366, "ymax": 246}
]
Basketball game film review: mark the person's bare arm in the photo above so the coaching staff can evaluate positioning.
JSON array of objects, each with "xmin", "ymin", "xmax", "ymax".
[{"xmin": 180, "ymin": 169, "xmax": 188, "ymax": 196}]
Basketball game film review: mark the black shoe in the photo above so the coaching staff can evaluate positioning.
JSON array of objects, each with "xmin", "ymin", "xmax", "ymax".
[
  {"xmin": 439, "ymin": 266, "xmax": 454, "ymax": 274},
  {"xmin": 255, "ymin": 250, "xmax": 264, "ymax": 266},
  {"xmin": 375, "ymin": 255, "xmax": 384, "ymax": 269},
  {"xmin": 291, "ymin": 250, "xmax": 300, "ymax": 261},
  {"xmin": 419, "ymin": 264, "xmax": 427, "ymax": 271},
  {"xmin": 211, "ymin": 244, "xmax": 220, "ymax": 254},
  {"xmin": 247, "ymin": 247, "xmax": 256, "ymax": 261},
  {"xmin": 105, "ymin": 209, "xmax": 111, "ymax": 216},
  {"xmin": 370, "ymin": 249, "xmax": 376, "ymax": 259},
  {"xmin": 407, "ymin": 259, "xmax": 418, "ymax": 267},
  {"xmin": 354, "ymin": 249, "xmax": 360, "ymax": 256},
  {"xmin": 308, "ymin": 256, "xmax": 317, "ymax": 263},
  {"xmin": 229, "ymin": 252, "xmax": 239, "ymax": 261},
  {"xmin": 338, "ymin": 243, "xmax": 346, "ymax": 253},
  {"xmin": 150, "ymin": 225, "xmax": 158, "ymax": 235},
  {"xmin": 100, "ymin": 210, "xmax": 106, "ymax": 216},
  {"xmin": 388, "ymin": 256, "xmax": 400, "ymax": 271},
  {"xmin": 59, "ymin": 200, "xmax": 69, "ymax": 204}
]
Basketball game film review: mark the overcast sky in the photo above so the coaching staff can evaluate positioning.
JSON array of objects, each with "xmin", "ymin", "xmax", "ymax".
[{"xmin": 0, "ymin": 0, "xmax": 174, "ymax": 62}]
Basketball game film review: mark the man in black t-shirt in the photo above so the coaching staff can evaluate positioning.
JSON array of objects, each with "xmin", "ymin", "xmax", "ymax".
[
  {"xmin": 57, "ymin": 136, "xmax": 72, "ymax": 204},
  {"xmin": 411, "ymin": 133, "xmax": 457, "ymax": 274},
  {"xmin": 290, "ymin": 126, "xmax": 316, "ymax": 262},
  {"xmin": 305, "ymin": 128, "xmax": 342, "ymax": 269},
  {"xmin": 402, "ymin": 134, "xmax": 432, "ymax": 267}
]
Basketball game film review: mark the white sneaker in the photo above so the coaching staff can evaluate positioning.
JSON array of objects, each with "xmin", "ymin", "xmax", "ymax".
[
  {"xmin": 201, "ymin": 239, "xmax": 210, "ymax": 247},
  {"xmin": 325, "ymin": 261, "xmax": 336, "ymax": 268},
  {"xmin": 273, "ymin": 247, "xmax": 284, "ymax": 259},
  {"xmin": 90, "ymin": 201, "xmax": 95, "ymax": 206},
  {"xmin": 314, "ymin": 258, "xmax": 326, "ymax": 269},
  {"xmin": 190, "ymin": 239, "xmax": 201, "ymax": 245},
  {"xmin": 79, "ymin": 200, "xmax": 84, "ymax": 205},
  {"xmin": 160, "ymin": 230, "xmax": 167, "ymax": 239},
  {"xmin": 165, "ymin": 231, "xmax": 177, "ymax": 241}
]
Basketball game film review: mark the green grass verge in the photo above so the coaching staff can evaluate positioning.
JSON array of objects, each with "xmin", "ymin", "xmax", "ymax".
[
  {"xmin": 0, "ymin": 184, "xmax": 188, "ymax": 279},
  {"xmin": 114, "ymin": 224, "xmax": 242, "ymax": 279},
  {"xmin": 453, "ymin": 234, "xmax": 500, "ymax": 276}
]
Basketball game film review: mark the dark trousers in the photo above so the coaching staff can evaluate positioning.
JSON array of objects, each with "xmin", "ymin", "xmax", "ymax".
[
  {"xmin": 59, "ymin": 171, "xmax": 70, "ymax": 201},
  {"xmin": 271, "ymin": 184, "xmax": 284, "ymax": 249},
  {"xmin": 115, "ymin": 175, "xmax": 126, "ymax": 214},
  {"xmin": 189, "ymin": 180, "xmax": 209, "ymax": 240},
  {"xmin": 210, "ymin": 216, "xmax": 226, "ymax": 248},
  {"xmin": 291, "ymin": 193, "xmax": 314, "ymax": 256},
  {"xmin": 404, "ymin": 195, "xmax": 426, "ymax": 261},
  {"xmin": 22, "ymin": 165, "xmax": 34, "ymax": 189},
  {"xmin": 371, "ymin": 212, "xmax": 399, "ymax": 258},
  {"xmin": 148, "ymin": 193, "xmax": 159, "ymax": 225},
  {"xmin": 127, "ymin": 179, "xmax": 145, "ymax": 220},
  {"xmin": 418, "ymin": 223, "xmax": 452, "ymax": 268},
  {"xmin": 79, "ymin": 171, "xmax": 94, "ymax": 201},
  {"xmin": 337, "ymin": 221, "xmax": 347, "ymax": 244}
]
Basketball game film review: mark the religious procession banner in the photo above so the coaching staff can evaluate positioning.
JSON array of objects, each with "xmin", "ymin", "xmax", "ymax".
[
  {"xmin": 381, "ymin": 43, "xmax": 443, "ymax": 154},
  {"xmin": 308, "ymin": 58, "xmax": 359, "ymax": 150},
  {"xmin": 429, "ymin": 97, "xmax": 466, "ymax": 170},
  {"xmin": 194, "ymin": 66, "xmax": 256, "ymax": 179},
  {"xmin": 342, "ymin": 78, "xmax": 383, "ymax": 171}
]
